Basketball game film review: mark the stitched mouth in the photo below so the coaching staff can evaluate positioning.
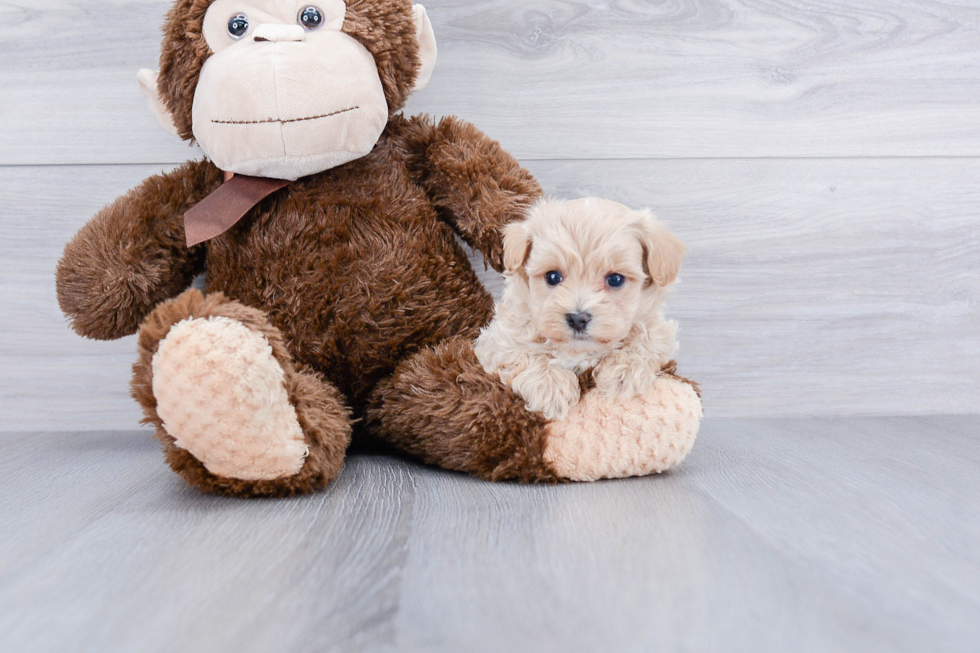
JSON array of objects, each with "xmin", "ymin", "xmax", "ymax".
[{"xmin": 212, "ymin": 106, "xmax": 359, "ymax": 125}]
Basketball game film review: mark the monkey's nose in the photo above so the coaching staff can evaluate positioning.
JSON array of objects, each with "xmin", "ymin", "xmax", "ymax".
[
  {"xmin": 253, "ymin": 24, "xmax": 306, "ymax": 43},
  {"xmin": 566, "ymin": 312, "xmax": 592, "ymax": 333}
]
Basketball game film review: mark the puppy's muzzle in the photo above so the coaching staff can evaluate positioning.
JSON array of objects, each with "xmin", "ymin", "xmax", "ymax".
[{"xmin": 566, "ymin": 311, "xmax": 592, "ymax": 333}]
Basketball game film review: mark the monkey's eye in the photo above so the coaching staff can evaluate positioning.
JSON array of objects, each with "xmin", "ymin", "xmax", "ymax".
[
  {"xmin": 545, "ymin": 271, "xmax": 563, "ymax": 286},
  {"xmin": 606, "ymin": 273, "xmax": 626, "ymax": 288},
  {"xmin": 298, "ymin": 6, "xmax": 324, "ymax": 30},
  {"xmin": 227, "ymin": 13, "xmax": 249, "ymax": 39}
]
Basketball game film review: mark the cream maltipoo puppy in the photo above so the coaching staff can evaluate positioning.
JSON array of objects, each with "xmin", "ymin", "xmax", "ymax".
[{"xmin": 475, "ymin": 197, "xmax": 686, "ymax": 420}]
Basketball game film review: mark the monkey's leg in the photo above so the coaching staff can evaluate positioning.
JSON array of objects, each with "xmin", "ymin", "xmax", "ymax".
[
  {"xmin": 365, "ymin": 336, "xmax": 560, "ymax": 483},
  {"xmin": 366, "ymin": 336, "xmax": 702, "ymax": 483},
  {"xmin": 132, "ymin": 289, "xmax": 351, "ymax": 497}
]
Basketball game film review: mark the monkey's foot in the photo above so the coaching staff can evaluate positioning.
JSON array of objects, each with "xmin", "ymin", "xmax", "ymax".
[
  {"xmin": 542, "ymin": 372, "xmax": 701, "ymax": 481},
  {"xmin": 133, "ymin": 290, "xmax": 351, "ymax": 497},
  {"xmin": 152, "ymin": 315, "xmax": 309, "ymax": 481}
]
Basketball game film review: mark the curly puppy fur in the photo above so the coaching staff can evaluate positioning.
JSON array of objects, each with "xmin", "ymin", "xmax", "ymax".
[
  {"xmin": 475, "ymin": 197, "xmax": 686, "ymax": 420},
  {"xmin": 57, "ymin": 0, "xmax": 544, "ymax": 495}
]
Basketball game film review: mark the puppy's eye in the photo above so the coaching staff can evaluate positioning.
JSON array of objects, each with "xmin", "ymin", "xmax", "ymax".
[
  {"xmin": 545, "ymin": 271, "xmax": 563, "ymax": 286},
  {"xmin": 227, "ymin": 13, "xmax": 249, "ymax": 39},
  {"xmin": 606, "ymin": 273, "xmax": 626, "ymax": 288},
  {"xmin": 298, "ymin": 6, "xmax": 323, "ymax": 30}
]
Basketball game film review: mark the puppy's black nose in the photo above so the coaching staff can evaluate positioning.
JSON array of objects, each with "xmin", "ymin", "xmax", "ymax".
[{"xmin": 566, "ymin": 312, "xmax": 592, "ymax": 333}]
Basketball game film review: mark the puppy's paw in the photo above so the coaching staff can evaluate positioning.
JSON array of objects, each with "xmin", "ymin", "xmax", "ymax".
[
  {"xmin": 594, "ymin": 353, "xmax": 659, "ymax": 400},
  {"xmin": 512, "ymin": 366, "xmax": 582, "ymax": 421}
]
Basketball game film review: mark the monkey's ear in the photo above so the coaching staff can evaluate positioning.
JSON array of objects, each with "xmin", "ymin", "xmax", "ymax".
[
  {"xmin": 412, "ymin": 5, "xmax": 438, "ymax": 92},
  {"xmin": 137, "ymin": 69, "xmax": 179, "ymax": 137},
  {"xmin": 502, "ymin": 221, "xmax": 533, "ymax": 274},
  {"xmin": 637, "ymin": 212, "xmax": 686, "ymax": 287}
]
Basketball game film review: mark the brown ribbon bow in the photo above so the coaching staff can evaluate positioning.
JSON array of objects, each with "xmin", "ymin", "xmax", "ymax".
[{"xmin": 184, "ymin": 173, "xmax": 291, "ymax": 247}]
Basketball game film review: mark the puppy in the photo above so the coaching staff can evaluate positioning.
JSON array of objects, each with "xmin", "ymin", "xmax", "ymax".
[{"xmin": 475, "ymin": 197, "xmax": 686, "ymax": 420}]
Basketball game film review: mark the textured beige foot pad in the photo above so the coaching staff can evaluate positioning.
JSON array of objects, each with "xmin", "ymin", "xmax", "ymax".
[
  {"xmin": 152, "ymin": 317, "xmax": 309, "ymax": 481},
  {"xmin": 544, "ymin": 375, "xmax": 702, "ymax": 482}
]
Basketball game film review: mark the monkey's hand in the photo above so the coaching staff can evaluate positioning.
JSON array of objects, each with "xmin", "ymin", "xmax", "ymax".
[
  {"xmin": 56, "ymin": 160, "xmax": 219, "ymax": 340},
  {"xmin": 400, "ymin": 115, "xmax": 543, "ymax": 272}
]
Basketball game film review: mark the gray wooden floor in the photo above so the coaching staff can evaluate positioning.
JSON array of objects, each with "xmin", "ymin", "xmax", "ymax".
[{"xmin": 1, "ymin": 416, "xmax": 977, "ymax": 652}]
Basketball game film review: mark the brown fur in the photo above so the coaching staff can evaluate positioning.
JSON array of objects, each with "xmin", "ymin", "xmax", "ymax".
[
  {"xmin": 343, "ymin": 0, "xmax": 423, "ymax": 113},
  {"xmin": 366, "ymin": 336, "xmax": 560, "ymax": 483},
  {"xmin": 56, "ymin": 160, "xmax": 220, "ymax": 339},
  {"xmin": 57, "ymin": 115, "xmax": 540, "ymax": 378},
  {"xmin": 57, "ymin": 0, "xmax": 561, "ymax": 496},
  {"xmin": 132, "ymin": 289, "xmax": 352, "ymax": 497},
  {"xmin": 158, "ymin": 0, "xmax": 218, "ymax": 141},
  {"xmin": 396, "ymin": 114, "xmax": 539, "ymax": 272},
  {"xmin": 578, "ymin": 368, "xmax": 597, "ymax": 394},
  {"xmin": 57, "ymin": 118, "xmax": 541, "ymax": 494}
]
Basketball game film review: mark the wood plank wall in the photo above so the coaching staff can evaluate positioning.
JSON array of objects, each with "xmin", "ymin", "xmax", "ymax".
[{"xmin": 1, "ymin": 0, "xmax": 978, "ymax": 430}]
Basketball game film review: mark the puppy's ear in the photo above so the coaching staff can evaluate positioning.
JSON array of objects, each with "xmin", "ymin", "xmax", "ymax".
[
  {"xmin": 637, "ymin": 213, "xmax": 686, "ymax": 287},
  {"xmin": 502, "ymin": 222, "xmax": 532, "ymax": 274}
]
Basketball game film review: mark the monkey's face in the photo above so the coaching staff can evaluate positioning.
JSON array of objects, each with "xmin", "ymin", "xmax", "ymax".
[
  {"xmin": 146, "ymin": 0, "xmax": 437, "ymax": 181},
  {"xmin": 189, "ymin": 0, "xmax": 386, "ymax": 180}
]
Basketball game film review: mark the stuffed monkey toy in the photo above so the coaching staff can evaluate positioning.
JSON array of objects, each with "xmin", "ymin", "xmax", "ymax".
[{"xmin": 57, "ymin": 0, "xmax": 700, "ymax": 497}]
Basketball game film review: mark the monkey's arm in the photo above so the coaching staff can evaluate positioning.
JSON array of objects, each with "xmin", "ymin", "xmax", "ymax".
[
  {"xmin": 56, "ymin": 160, "xmax": 222, "ymax": 340},
  {"xmin": 399, "ymin": 115, "xmax": 543, "ymax": 272}
]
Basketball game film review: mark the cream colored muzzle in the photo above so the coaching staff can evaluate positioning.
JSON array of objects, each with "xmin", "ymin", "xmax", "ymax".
[
  {"xmin": 190, "ymin": 27, "xmax": 390, "ymax": 181},
  {"xmin": 138, "ymin": 3, "xmax": 439, "ymax": 181}
]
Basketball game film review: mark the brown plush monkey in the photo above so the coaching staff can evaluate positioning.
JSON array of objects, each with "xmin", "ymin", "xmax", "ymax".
[{"xmin": 57, "ymin": 0, "xmax": 700, "ymax": 497}]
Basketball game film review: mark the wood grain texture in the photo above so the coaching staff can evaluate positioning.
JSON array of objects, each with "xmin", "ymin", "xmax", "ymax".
[
  {"xmin": 2, "ymin": 0, "xmax": 980, "ymax": 164},
  {"xmin": 3, "ymin": 159, "xmax": 977, "ymax": 430},
  {"xmin": 1, "ymin": 417, "xmax": 977, "ymax": 652}
]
